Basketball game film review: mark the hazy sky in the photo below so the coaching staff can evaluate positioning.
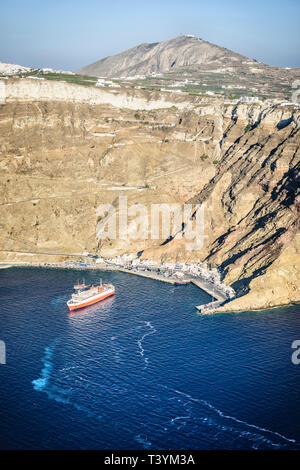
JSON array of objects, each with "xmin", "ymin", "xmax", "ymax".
[{"xmin": 0, "ymin": 0, "xmax": 299, "ymax": 70}]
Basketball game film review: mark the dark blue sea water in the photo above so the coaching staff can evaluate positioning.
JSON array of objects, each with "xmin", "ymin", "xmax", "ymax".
[{"xmin": 0, "ymin": 267, "xmax": 300, "ymax": 450}]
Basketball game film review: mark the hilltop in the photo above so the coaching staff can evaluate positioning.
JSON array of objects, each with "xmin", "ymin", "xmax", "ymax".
[
  {"xmin": 78, "ymin": 35, "xmax": 251, "ymax": 77},
  {"xmin": 78, "ymin": 35, "xmax": 300, "ymax": 102}
]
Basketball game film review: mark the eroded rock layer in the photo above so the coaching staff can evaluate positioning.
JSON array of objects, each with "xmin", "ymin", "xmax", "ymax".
[{"xmin": 0, "ymin": 79, "xmax": 299, "ymax": 311}]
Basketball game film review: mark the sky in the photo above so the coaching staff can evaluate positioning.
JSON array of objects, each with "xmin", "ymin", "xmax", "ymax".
[{"xmin": 0, "ymin": 0, "xmax": 299, "ymax": 71}]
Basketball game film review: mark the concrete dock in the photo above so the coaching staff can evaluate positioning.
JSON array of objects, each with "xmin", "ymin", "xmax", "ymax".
[
  {"xmin": 191, "ymin": 278, "xmax": 229, "ymax": 313},
  {"xmin": 118, "ymin": 269, "xmax": 230, "ymax": 313},
  {"xmin": 118, "ymin": 269, "xmax": 231, "ymax": 313},
  {"xmin": 190, "ymin": 279, "xmax": 227, "ymax": 302},
  {"xmin": 196, "ymin": 299, "xmax": 227, "ymax": 314}
]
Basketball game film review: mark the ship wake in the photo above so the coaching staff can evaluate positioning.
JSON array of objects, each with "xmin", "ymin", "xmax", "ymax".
[
  {"xmin": 157, "ymin": 385, "xmax": 298, "ymax": 450},
  {"xmin": 32, "ymin": 340, "xmax": 95, "ymax": 418},
  {"xmin": 137, "ymin": 321, "xmax": 157, "ymax": 368}
]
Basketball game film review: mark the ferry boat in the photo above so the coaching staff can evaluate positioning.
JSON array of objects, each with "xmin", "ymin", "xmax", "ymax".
[{"xmin": 67, "ymin": 279, "xmax": 115, "ymax": 311}]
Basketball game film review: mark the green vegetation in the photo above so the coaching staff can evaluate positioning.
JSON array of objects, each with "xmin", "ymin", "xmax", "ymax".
[
  {"xmin": 42, "ymin": 72, "xmax": 98, "ymax": 86},
  {"xmin": 15, "ymin": 70, "xmax": 99, "ymax": 87},
  {"xmin": 10, "ymin": 63, "xmax": 294, "ymax": 100},
  {"xmin": 244, "ymin": 124, "xmax": 252, "ymax": 133},
  {"xmin": 200, "ymin": 154, "xmax": 209, "ymax": 161}
]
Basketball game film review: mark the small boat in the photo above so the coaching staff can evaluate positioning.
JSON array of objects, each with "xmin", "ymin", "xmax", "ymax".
[
  {"xmin": 174, "ymin": 279, "xmax": 190, "ymax": 285},
  {"xmin": 67, "ymin": 279, "xmax": 115, "ymax": 311}
]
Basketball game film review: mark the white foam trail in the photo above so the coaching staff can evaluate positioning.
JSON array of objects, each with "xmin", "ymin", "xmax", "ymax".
[
  {"xmin": 170, "ymin": 416, "xmax": 190, "ymax": 425},
  {"xmin": 162, "ymin": 386, "xmax": 296, "ymax": 445},
  {"xmin": 32, "ymin": 340, "xmax": 57, "ymax": 391},
  {"xmin": 200, "ymin": 398, "xmax": 296, "ymax": 443},
  {"xmin": 32, "ymin": 340, "xmax": 94, "ymax": 418},
  {"xmin": 137, "ymin": 321, "xmax": 156, "ymax": 368},
  {"xmin": 50, "ymin": 295, "xmax": 68, "ymax": 309},
  {"xmin": 110, "ymin": 335, "xmax": 124, "ymax": 363},
  {"xmin": 196, "ymin": 414, "xmax": 280, "ymax": 448},
  {"xmin": 134, "ymin": 434, "xmax": 152, "ymax": 449},
  {"xmin": 59, "ymin": 366, "xmax": 80, "ymax": 373}
]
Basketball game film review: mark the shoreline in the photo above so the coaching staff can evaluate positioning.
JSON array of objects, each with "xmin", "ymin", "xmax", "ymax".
[
  {"xmin": 0, "ymin": 264, "xmax": 12, "ymax": 269},
  {"xmin": 1, "ymin": 261, "xmax": 297, "ymax": 314},
  {"xmin": 0, "ymin": 260, "xmax": 230, "ymax": 310},
  {"xmin": 206, "ymin": 299, "xmax": 300, "ymax": 315}
]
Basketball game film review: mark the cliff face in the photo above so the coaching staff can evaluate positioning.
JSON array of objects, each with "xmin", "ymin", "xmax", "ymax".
[
  {"xmin": 0, "ymin": 78, "xmax": 299, "ymax": 311},
  {"xmin": 189, "ymin": 104, "xmax": 300, "ymax": 310},
  {"xmin": 4, "ymin": 77, "xmax": 192, "ymax": 109},
  {"xmin": 141, "ymin": 102, "xmax": 300, "ymax": 310}
]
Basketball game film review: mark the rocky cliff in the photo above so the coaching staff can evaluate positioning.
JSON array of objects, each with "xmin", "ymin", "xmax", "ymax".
[
  {"xmin": 3, "ymin": 77, "xmax": 192, "ymax": 109},
  {"xmin": 0, "ymin": 78, "xmax": 299, "ymax": 312},
  {"xmin": 154, "ymin": 102, "xmax": 300, "ymax": 311}
]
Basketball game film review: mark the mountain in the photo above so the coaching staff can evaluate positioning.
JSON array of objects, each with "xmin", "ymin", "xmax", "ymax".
[
  {"xmin": 77, "ymin": 35, "xmax": 300, "ymax": 101},
  {"xmin": 78, "ymin": 35, "xmax": 255, "ymax": 77}
]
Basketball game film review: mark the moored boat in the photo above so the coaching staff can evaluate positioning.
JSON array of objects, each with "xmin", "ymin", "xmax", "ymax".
[{"xmin": 67, "ymin": 279, "xmax": 115, "ymax": 311}]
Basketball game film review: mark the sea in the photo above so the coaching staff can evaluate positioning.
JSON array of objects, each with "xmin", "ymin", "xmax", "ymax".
[{"xmin": 0, "ymin": 267, "xmax": 300, "ymax": 450}]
